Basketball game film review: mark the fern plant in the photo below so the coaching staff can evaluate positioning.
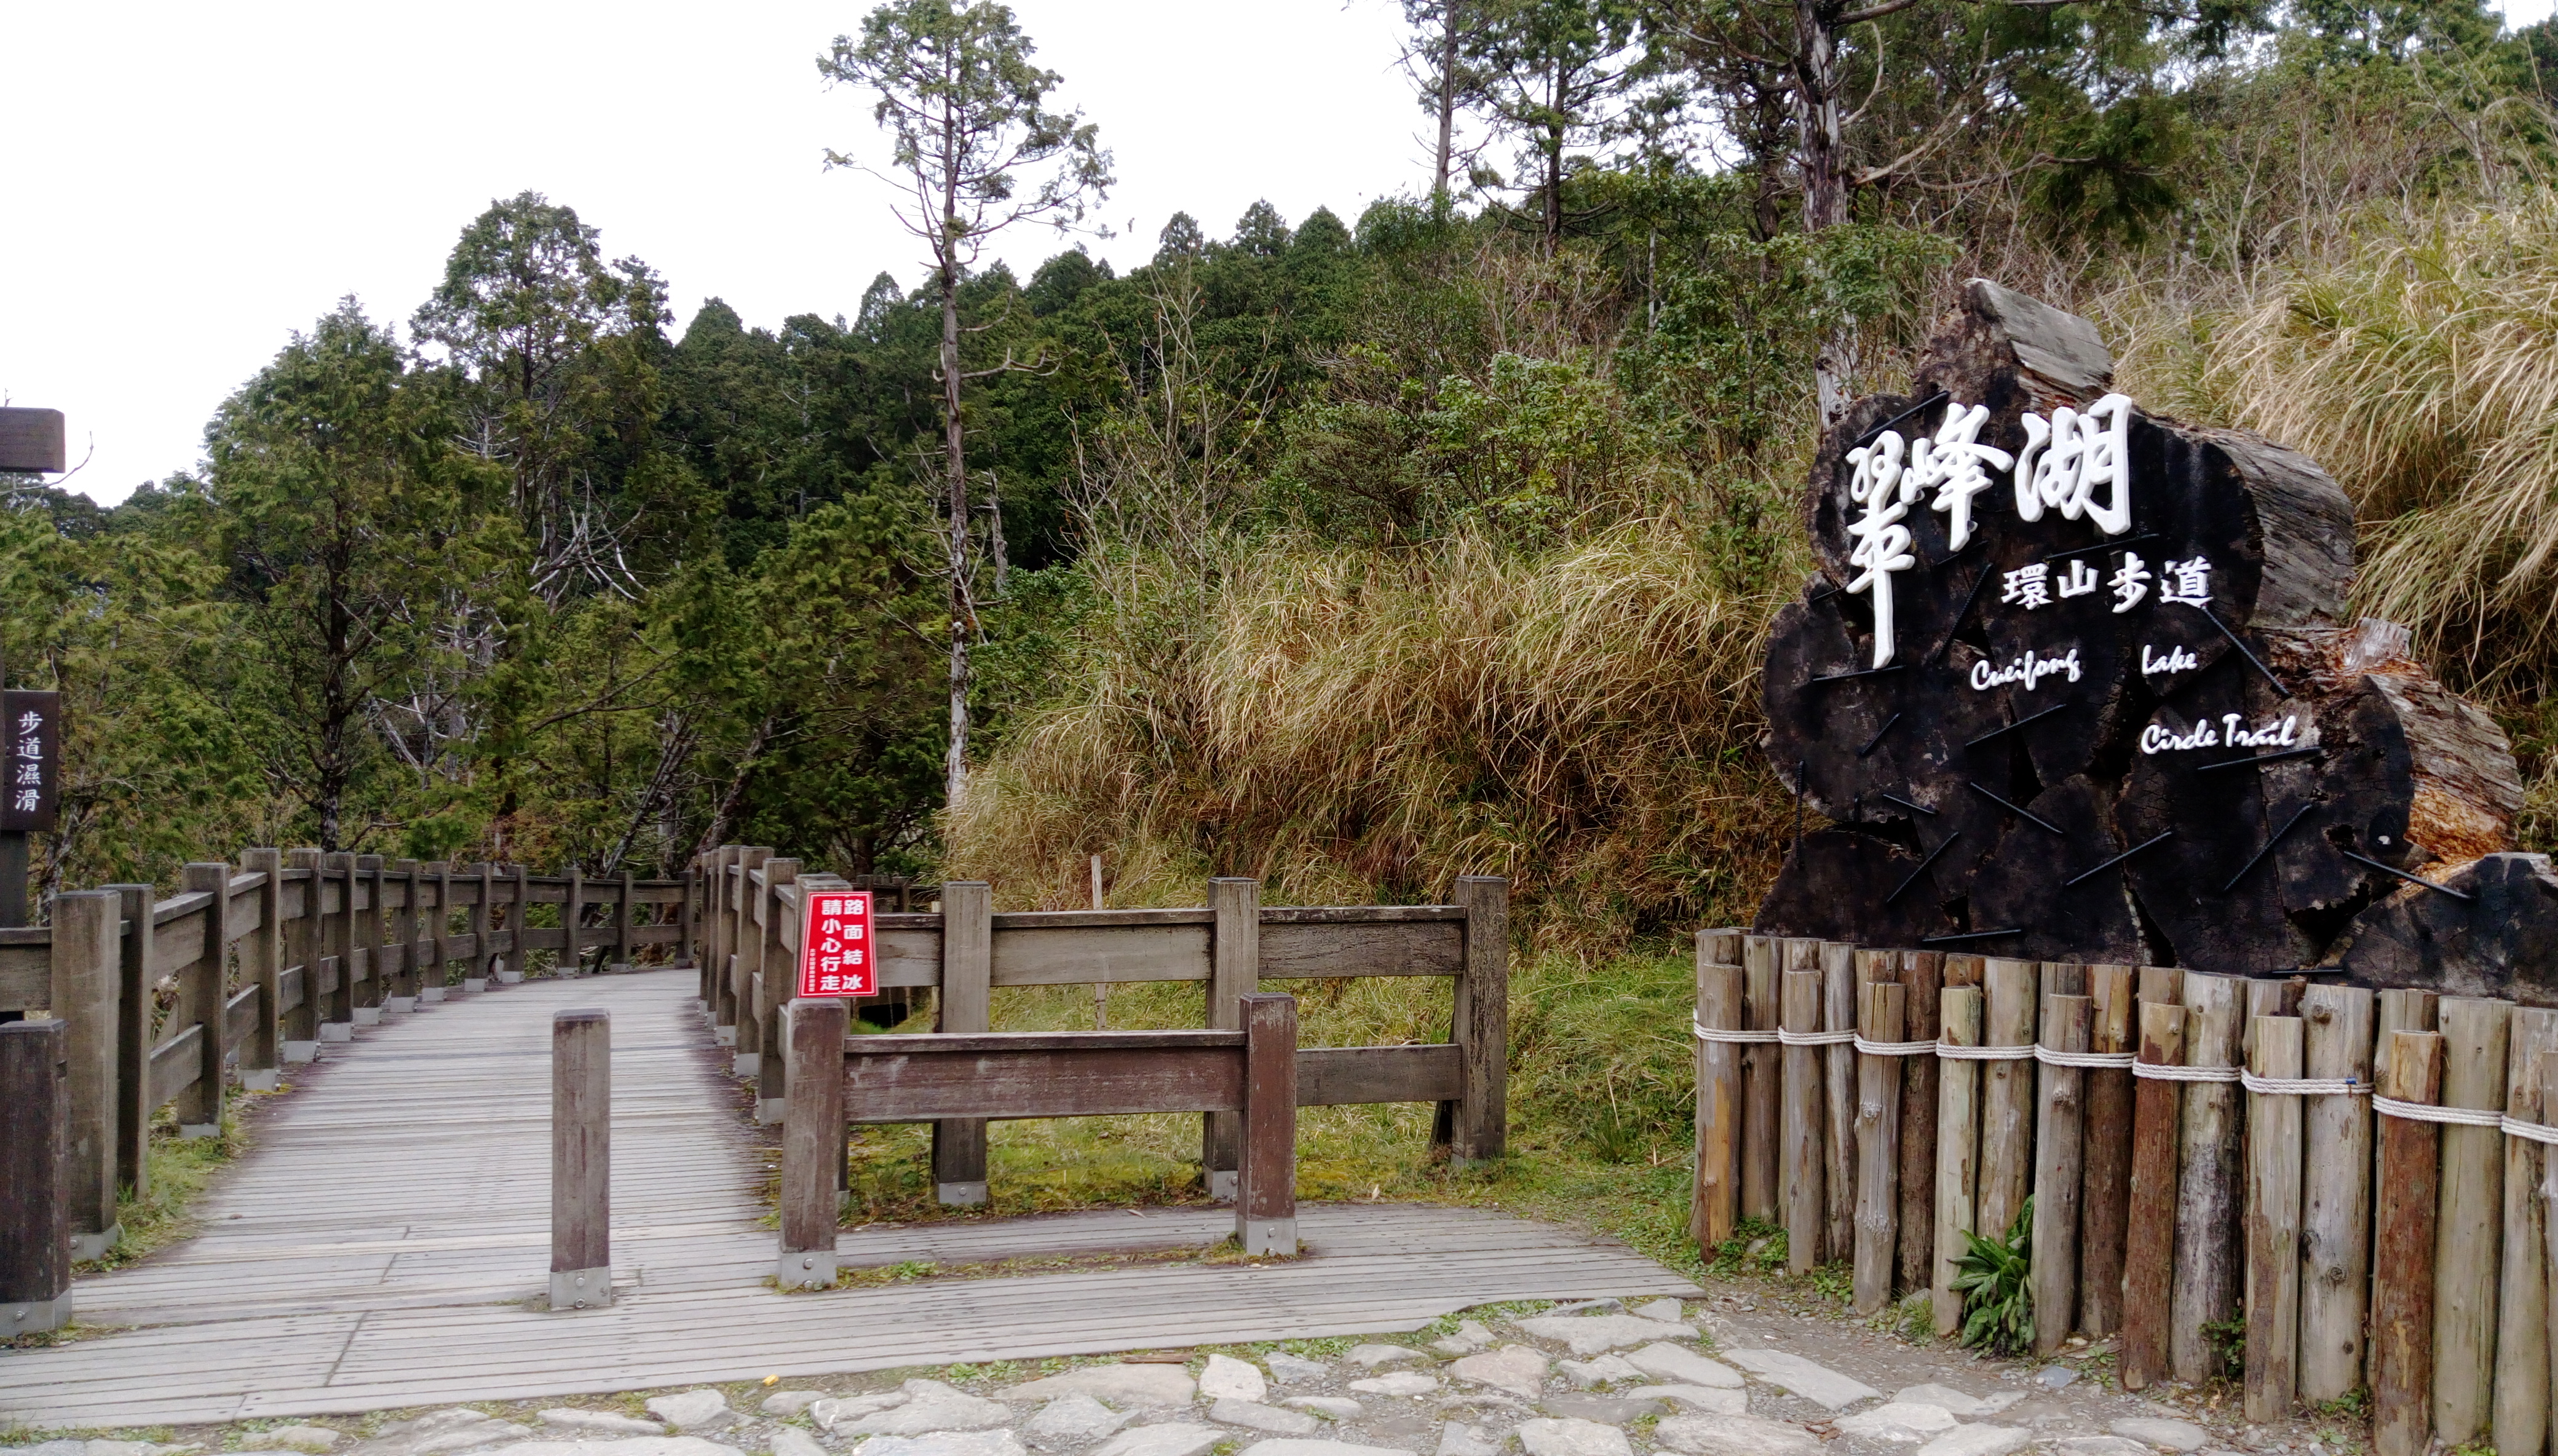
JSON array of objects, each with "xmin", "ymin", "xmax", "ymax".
[{"xmin": 1952, "ymin": 1194, "xmax": 2035, "ymax": 1356}]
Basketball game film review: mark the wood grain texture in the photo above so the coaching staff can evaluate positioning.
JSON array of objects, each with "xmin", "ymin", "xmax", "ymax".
[
  {"xmin": 1205, "ymin": 877, "xmax": 1260, "ymax": 1187},
  {"xmin": 2078, "ymin": 963, "xmax": 2134, "ymax": 1335},
  {"xmin": 2244, "ymin": 1013, "xmax": 2303, "ymax": 1422},
  {"xmin": 1741, "ymin": 936, "xmax": 1781, "ymax": 1223},
  {"xmin": 1783, "ymin": 968, "xmax": 1824, "ymax": 1272},
  {"xmin": 2030, "ymin": 991, "xmax": 2089, "ymax": 1355},
  {"xmin": 1693, "ymin": 960, "xmax": 1744, "ymax": 1249},
  {"xmin": 1896, "ymin": 949, "xmax": 1942, "ymax": 1295},
  {"xmin": 1932, "ymin": 984, "xmax": 1982, "ymax": 1336},
  {"xmin": 1855, "ymin": 979, "xmax": 1906, "ymax": 1315},
  {"xmin": 50, "ymin": 890, "xmax": 118, "ymax": 1235},
  {"xmin": 0, "ymin": 1018, "xmax": 69, "ymax": 1308},
  {"xmin": 550, "ymin": 1010, "xmax": 610, "ymax": 1275},
  {"xmin": 1451, "ymin": 876, "xmax": 1509, "ymax": 1164},
  {"xmin": 2433, "ymin": 996, "xmax": 2509, "ymax": 1446},
  {"xmin": 2122, "ymin": 995, "xmax": 2184, "ymax": 1391},
  {"xmin": 1237, "ymin": 992, "xmax": 1298, "ymax": 1249},
  {"xmin": 1823, "ymin": 942, "xmax": 1861, "ymax": 1261},
  {"xmin": 1260, "ymin": 920, "xmax": 1461, "ymax": 979},
  {"xmin": 1296, "ymin": 1044, "xmax": 1460, "ymax": 1105},
  {"xmin": 932, "ymin": 882, "xmax": 991, "ymax": 1199},
  {"xmin": 2375, "ymin": 1031, "xmax": 2445, "ymax": 1456},
  {"xmin": 1977, "ymin": 958, "xmax": 2038, "ymax": 1243},
  {"xmin": 2299, "ymin": 984, "xmax": 2375, "ymax": 1404},
  {"xmin": 781, "ymin": 997, "xmax": 847, "ymax": 1260},
  {"xmin": 2171, "ymin": 970, "xmax": 2244, "ymax": 1383},
  {"xmin": 2494, "ymin": 1007, "xmax": 2557, "ymax": 1456}
]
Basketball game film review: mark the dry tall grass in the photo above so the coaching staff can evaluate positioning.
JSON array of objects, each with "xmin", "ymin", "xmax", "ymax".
[{"xmin": 946, "ymin": 515, "xmax": 1800, "ymax": 946}]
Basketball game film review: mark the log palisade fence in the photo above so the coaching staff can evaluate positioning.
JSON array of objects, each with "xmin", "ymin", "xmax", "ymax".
[
  {"xmin": 1692, "ymin": 932, "xmax": 2558, "ymax": 1456},
  {"xmin": 691, "ymin": 845, "xmax": 1510, "ymax": 1207},
  {"xmin": 0, "ymin": 850, "xmax": 689, "ymax": 1270}
]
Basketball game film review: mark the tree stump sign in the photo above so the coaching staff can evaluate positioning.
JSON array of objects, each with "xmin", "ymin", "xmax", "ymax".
[{"xmin": 1755, "ymin": 280, "xmax": 2532, "ymax": 984}]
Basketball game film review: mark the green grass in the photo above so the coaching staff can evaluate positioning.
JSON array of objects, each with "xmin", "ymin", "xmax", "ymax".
[
  {"xmin": 76, "ymin": 1098, "xmax": 264, "ymax": 1274},
  {"xmin": 836, "ymin": 942, "xmax": 1714, "ymax": 1279}
]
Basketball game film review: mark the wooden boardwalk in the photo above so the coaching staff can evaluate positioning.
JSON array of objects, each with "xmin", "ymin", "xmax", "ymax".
[{"xmin": 0, "ymin": 970, "xmax": 1701, "ymax": 1431}]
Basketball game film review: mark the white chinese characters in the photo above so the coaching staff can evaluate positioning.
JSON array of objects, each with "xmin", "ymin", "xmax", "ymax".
[
  {"xmin": 1843, "ymin": 431, "xmax": 1918, "ymax": 667},
  {"xmin": 2015, "ymin": 393, "xmax": 2136, "ymax": 535}
]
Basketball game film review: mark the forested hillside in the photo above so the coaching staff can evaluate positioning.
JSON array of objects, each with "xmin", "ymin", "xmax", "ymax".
[{"xmin": 17, "ymin": 0, "xmax": 2558, "ymax": 950}]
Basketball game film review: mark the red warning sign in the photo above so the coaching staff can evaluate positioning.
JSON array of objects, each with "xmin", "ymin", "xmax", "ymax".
[{"xmin": 798, "ymin": 888, "xmax": 875, "ymax": 998}]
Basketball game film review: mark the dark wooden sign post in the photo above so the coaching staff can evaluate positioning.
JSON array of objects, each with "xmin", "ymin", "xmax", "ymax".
[
  {"xmin": 1754, "ymin": 283, "xmax": 2523, "ymax": 976},
  {"xmin": 0, "ymin": 408, "xmax": 68, "ymax": 932}
]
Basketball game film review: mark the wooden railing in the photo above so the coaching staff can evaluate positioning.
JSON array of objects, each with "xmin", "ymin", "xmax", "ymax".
[
  {"xmin": 0, "ymin": 850, "xmax": 690, "ymax": 1259},
  {"xmin": 689, "ymin": 844, "xmax": 1508, "ymax": 1206}
]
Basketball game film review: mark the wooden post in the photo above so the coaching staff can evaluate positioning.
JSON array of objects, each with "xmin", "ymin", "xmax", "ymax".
[
  {"xmin": 2171, "ymin": 970, "xmax": 2244, "ymax": 1383},
  {"xmin": 0, "ymin": 1017, "xmax": 71, "ymax": 1336},
  {"xmin": 738, "ymin": 858, "xmax": 794, "ymax": 1078},
  {"xmin": 354, "ymin": 854, "xmax": 383, "ymax": 1020},
  {"xmin": 2299, "ymin": 984, "xmax": 2376, "ymax": 1405},
  {"xmin": 1976, "ymin": 958, "xmax": 2038, "ymax": 1242},
  {"xmin": 778, "ymin": 995, "xmax": 847, "ymax": 1289},
  {"xmin": 2077, "ymin": 963, "xmax": 2134, "ymax": 1336},
  {"xmin": 1207, "ymin": 877, "xmax": 1262, "ymax": 1195},
  {"xmin": 389, "ymin": 859, "xmax": 419, "ymax": 1007},
  {"xmin": 1933, "ymin": 983, "xmax": 1983, "ymax": 1336},
  {"xmin": 2374, "ymin": 988, "xmax": 2438, "ymax": 1254},
  {"xmin": 701, "ymin": 847, "xmax": 733, "ymax": 1007},
  {"xmin": 2244, "ymin": 1013, "xmax": 2305, "ymax": 1422},
  {"xmin": 47, "ymin": 891, "xmax": 117, "ymax": 1259},
  {"xmin": 2374, "ymin": 1030, "xmax": 2444, "ymax": 1456},
  {"xmin": 240, "ymin": 849, "xmax": 283, "ymax": 1090},
  {"xmin": 105, "ymin": 882, "xmax": 152, "ymax": 1201},
  {"xmin": 2123, "ymin": 992, "xmax": 2186, "ymax": 1391},
  {"xmin": 420, "ymin": 862, "xmax": 449, "ymax": 1000},
  {"xmin": 1854, "ymin": 976, "xmax": 1906, "ymax": 1314},
  {"xmin": 677, "ymin": 866, "xmax": 697, "ymax": 971},
  {"xmin": 2540, "ymin": 1053, "xmax": 2558, "ymax": 1456},
  {"xmin": 1741, "ymin": 935, "xmax": 1781, "ymax": 1222},
  {"xmin": 508, "ymin": 863, "xmax": 532, "ymax": 983},
  {"xmin": 282, "ymin": 850, "xmax": 319, "ymax": 1058},
  {"xmin": 1896, "ymin": 949, "xmax": 1942, "ymax": 1295},
  {"xmin": 1452, "ymin": 876, "xmax": 1508, "ymax": 1165},
  {"xmin": 616, "ymin": 869, "xmax": 634, "ymax": 969},
  {"xmin": 317, "ymin": 853, "xmax": 351, "ymax": 1029},
  {"xmin": 2031, "ymin": 989, "xmax": 2091, "ymax": 1355},
  {"xmin": 2433, "ymin": 996, "xmax": 2509, "ymax": 1447},
  {"xmin": 933, "ymin": 880, "xmax": 992, "ymax": 1206},
  {"xmin": 564, "ymin": 863, "xmax": 586, "ymax": 978},
  {"xmin": 548, "ymin": 1008, "xmax": 611, "ymax": 1311},
  {"xmin": 178, "ymin": 863, "xmax": 230, "ymax": 1137},
  {"xmin": 1237, "ymin": 991, "xmax": 1299, "ymax": 1256},
  {"xmin": 1783, "ymin": 967, "xmax": 1824, "ymax": 1272},
  {"xmin": 465, "ymin": 861, "xmax": 492, "ymax": 991},
  {"xmin": 755, "ymin": 861, "xmax": 804, "ymax": 1104},
  {"xmin": 1823, "ymin": 943, "xmax": 1861, "ymax": 1260},
  {"xmin": 2497, "ymin": 1008, "xmax": 2558, "ymax": 1456},
  {"xmin": 1693, "ymin": 956, "xmax": 1745, "ymax": 1249}
]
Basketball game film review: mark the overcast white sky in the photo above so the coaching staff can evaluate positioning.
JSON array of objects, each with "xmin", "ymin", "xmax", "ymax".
[
  {"xmin": 3, "ymin": 1, "xmax": 1436, "ymax": 505},
  {"xmin": 13, "ymin": 0, "xmax": 2555, "ymax": 505}
]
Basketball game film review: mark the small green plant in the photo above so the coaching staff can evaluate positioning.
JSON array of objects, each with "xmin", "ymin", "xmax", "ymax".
[
  {"xmin": 2200, "ymin": 1314, "xmax": 2246, "ymax": 1382},
  {"xmin": 888, "ymin": 1260, "xmax": 936, "ymax": 1282},
  {"xmin": 1952, "ymin": 1195, "xmax": 2034, "ymax": 1356},
  {"xmin": 2313, "ymin": 1389, "xmax": 2372, "ymax": 1421},
  {"xmin": 1806, "ymin": 1262, "xmax": 1852, "ymax": 1304},
  {"xmin": 1893, "ymin": 1291, "xmax": 1935, "ymax": 1343},
  {"xmin": 1705, "ymin": 1217, "xmax": 1787, "ymax": 1276}
]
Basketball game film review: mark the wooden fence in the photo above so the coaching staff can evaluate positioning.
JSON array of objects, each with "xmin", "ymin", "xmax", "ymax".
[
  {"xmin": 691, "ymin": 845, "xmax": 1509, "ymax": 1206},
  {"xmin": 0, "ymin": 849, "xmax": 689, "ymax": 1258},
  {"xmin": 1694, "ymin": 932, "xmax": 2558, "ymax": 1454}
]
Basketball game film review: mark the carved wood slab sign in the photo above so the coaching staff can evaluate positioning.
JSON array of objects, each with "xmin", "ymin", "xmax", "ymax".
[{"xmin": 1754, "ymin": 280, "xmax": 2533, "ymax": 986}]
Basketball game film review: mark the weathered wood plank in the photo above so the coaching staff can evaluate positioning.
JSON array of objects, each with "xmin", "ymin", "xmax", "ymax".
[
  {"xmin": 1783, "ymin": 967, "xmax": 1824, "ymax": 1272},
  {"xmin": 2299, "ymin": 983, "xmax": 2375, "ymax": 1404},
  {"xmin": 550, "ymin": 1009, "xmax": 610, "ymax": 1310},
  {"xmin": 1855, "ymin": 976, "xmax": 1905, "ymax": 1315},
  {"xmin": 2374, "ymin": 1031, "xmax": 2445, "ymax": 1456},
  {"xmin": 2244, "ymin": 1014, "xmax": 2304, "ymax": 1422},
  {"xmin": 2171, "ymin": 970, "xmax": 2244, "ymax": 1383},
  {"xmin": 2031, "ymin": 990, "xmax": 2089, "ymax": 1354},
  {"xmin": 2433, "ymin": 996, "xmax": 2509, "ymax": 1446},
  {"xmin": 1296, "ymin": 1044, "xmax": 1460, "ymax": 1105},
  {"xmin": 148, "ymin": 1023, "xmax": 203, "ymax": 1112},
  {"xmin": 845, "ymin": 1045, "xmax": 1247, "ymax": 1122}
]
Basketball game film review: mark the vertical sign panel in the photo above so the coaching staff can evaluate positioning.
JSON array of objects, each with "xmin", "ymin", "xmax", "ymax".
[
  {"xmin": 798, "ymin": 889, "xmax": 874, "ymax": 999},
  {"xmin": 2, "ymin": 690, "xmax": 60, "ymax": 832}
]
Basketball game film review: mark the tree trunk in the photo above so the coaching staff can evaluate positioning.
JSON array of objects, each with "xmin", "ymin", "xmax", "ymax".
[
  {"xmin": 940, "ymin": 161, "xmax": 973, "ymax": 809},
  {"xmin": 1434, "ymin": 4, "xmax": 1461, "ymax": 197},
  {"xmin": 1790, "ymin": 0, "xmax": 1852, "ymax": 424}
]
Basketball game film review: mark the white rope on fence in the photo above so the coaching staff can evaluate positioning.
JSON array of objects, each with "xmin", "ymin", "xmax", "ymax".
[
  {"xmin": 1776, "ymin": 1027, "xmax": 1857, "ymax": 1046},
  {"xmin": 1934, "ymin": 1042, "xmax": 2035, "ymax": 1061},
  {"xmin": 2132, "ymin": 1061, "xmax": 2243, "ymax": 1083},
  {"xmin": 1690, "ymin": 1015, "xmax": 1778, "ymax": 1045},
  {"xmin": 2238, "ymin": 1070, "xmax": 2370, "ymax": 1096},
  {"xmin": 2505, "ymin": 1117, "xmax": 2558, "ymax": 1145},
  {"xmin": 2372, "ymin": 1095, "xmax": 2505, "ymax": 1126},
  {"xmin": 2035, "ymin": 1046, "xmax": 2137, "ymax": 1069},
  {"xmin": 1854, "ymin": 1035, "xmax": 1940, "ymax": 1056}
]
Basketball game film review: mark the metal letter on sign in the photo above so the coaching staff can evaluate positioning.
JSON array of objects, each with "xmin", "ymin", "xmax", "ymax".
[
  {"xmin": 798, "ymin": 888, "xmax": 874, "ymax": 999},
  {"xmin": 1, "ymin": 690, "xmax": 60, "ymax": 832}
]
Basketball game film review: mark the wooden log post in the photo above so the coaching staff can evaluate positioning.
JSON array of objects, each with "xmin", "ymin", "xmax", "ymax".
[
  {"xmin": 932, "ymin": 881, "xmax": 992, "ymax": 1206},
  {"xmin": 702, "ymin": 847, "xmax": 735, "ymax": 1007},
  {"xmin": 2077, "ymin": 964, "xmax": 2135, "ymax": 1336},
  {"xmin": 104, "ymin": 881, "xmax": 152, "ymax": 1202},
  {"xmin": 353, "ymin": 853, "xmax": 384, "ymax": 1022},
  {"xmin": 564, "ymin": 863, "xmax": 587, "ymax": 979},
  {"xmin": 2244, "ymin": 1013, "xmax": 2306, "ymax": 1423},
  {"xmin": 387, "ymin": 859, "xmax": 419, "ymax": 1008},
  {"xmin": 2373, "ymin": 989, "xmax": 2438, "ymax": 1241},
  {"xmin": 2433, "ymin": 996, "xmax": 2509, "ymax": 1447},
  {"xmin": 2374, "ymin": 1030, "xmax": 2445, "ymax": 1456},
  {"xmin": 467, "ymin": 861, "xmax": 494, "ymax": 992},
  {"xmin": 240, "ymin": 848, "xmax": 283, "ymax": 1090},
  {"xmin": 426, "ymin": 861, "xmax": 454, "ymax": 999},
  {"xmin": 282, "ymin": 850, "xmax": 320, "ymax": 1059},
  {"xmin": 548, "ymin": 1008, "xmax": 611, "ymax": 1311},
  {"xmin": 778, "ymin": 995, "xmax": 847, "ymax": 1289},
  {"xmin": 178, "ymin": 862, "xmax": 231, "ymax": 1138},
  {"xmin": 1977, "ymin": 957, "xmax": 2038, "ymax": 1243},
  {"xmin": 718, "ymin": 850, "xmax": 768, "ymax": 1039},
  {"xmin": 737, "ymin": 858, "xmax": 794, "ymax": 1080},
  {"xmin": 1896, "ymin": 949, "xmax": 1943, "ymax": 1296},
  {"xmin": 1855, "ymin": 976, "xmax": 1906, "ymax": 1314},
  {"xmin": 2031, "ymin": 987, "xmax": 2091, "ymax": 1355},
  {"xmin": 507, "ymin": 864, "xmax": 533, "ymax": 983},
  {"xmin": 0, "ymin": 1016, "xmax": 71, "ymax": 1336},
  {"xmin": 1693, "ymin": 936, "xmax": 1744, "ymax": 1249},
  {"xmin": 1783, "ymin": 967, "xmax": 1825, "ymax": 1272},
  {"xmin": 678, "ymin": 866, "xmax": 697, "ymax": 971},
  {"xmin": 1206, "ymin": 877, "xmax": 1262, "ymax": 1196},
  {"xmin": 1236, "ymin": 991, "xmax": 1299, "ymax": 1256},
  {"xmin": 1692, "ymin": 930, "xmax": 1743, "ymax": 1249},
  {"xmin": 2123, "ymin": 994, "xmax": 2187, "ymax": 1390},
  {"xmin": 615, "ymin": 869, "xmax": 634, "ymax": 970},
  {"xmin": 1740, "ymin": 935, "xmax": 1781, "ymax": 1222},
  {"xmin": 2495, "ymin": 1007, "xmax": 2558, "ymax": 1456},
  {"xmin": 1933, "ymin": 983, "xmax": 1984, "ymax": 1335},
  {"xmin": 752, "ymin": 861, "xmax": 804, "ymax": 1114},
  {"xmin": 1824, "ymin": 944, "xmax": 1866, "ymax": 1260},
  {"xmin": 49, "ymin": 890, "xmax": 118, "ymax": 1259},
  {"xmin": 2540, "ymin": 1053, "xmax": 2558, "ymax": 1456},
  {"xmin": 2298, "ymin": 984, "xmax": 2376, "ymax": 1405},
  {"xmin": 314, "ymin": 855, "xmax": 354, "ymax": 1035},
  {"xmin": 2171, "ymin": 970, "xmax": 2245, "ymax": 1384}
]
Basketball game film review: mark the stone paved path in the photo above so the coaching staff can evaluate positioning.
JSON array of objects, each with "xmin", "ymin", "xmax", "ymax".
[{"xmin": 0, "ymin": 971, "xmax": 1702, "ymax": 1430}]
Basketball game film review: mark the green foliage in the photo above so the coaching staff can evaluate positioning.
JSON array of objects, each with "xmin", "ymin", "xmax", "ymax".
[
  {"xmin": 1952, "ymin": 1195, "xmax": 2035, "ymax": 1356},
  {"xmin": 2200, "ymin": 1313, "xmax": 2247, "ymax": 1381}
]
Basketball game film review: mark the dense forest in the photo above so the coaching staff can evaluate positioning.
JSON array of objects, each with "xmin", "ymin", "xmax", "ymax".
[{"xmin": 17, "ymin": 0, "xmax": 2558, "ymax": 949}]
